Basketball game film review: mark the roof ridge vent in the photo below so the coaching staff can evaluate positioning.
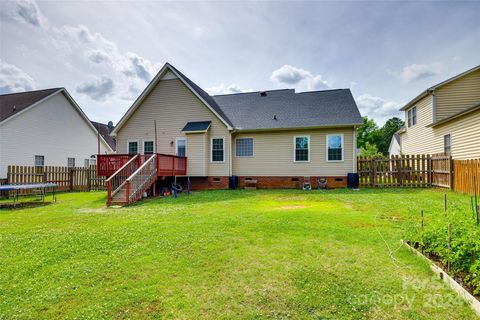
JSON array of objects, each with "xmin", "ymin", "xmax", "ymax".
[{"xmin": 260, "ymin": 91, "xmax": 267, "ymax": 97}]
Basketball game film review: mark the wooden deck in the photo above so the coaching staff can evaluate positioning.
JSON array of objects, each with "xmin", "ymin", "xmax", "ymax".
[{"xmin": 97, "ymin": 154, "xmax": 187, "ymax": 177}]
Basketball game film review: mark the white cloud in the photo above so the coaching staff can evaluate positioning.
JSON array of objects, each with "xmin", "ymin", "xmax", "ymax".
[
  {"xmin": 270, "ymin": 65, "xmax": 331, "ymax": 91},
  {"xmin": 356, "ymin": 93, "xmax": 403, "ymax": 125},
  {"xmin": 391, "ymin": 63, "xmax": 445, "ymax": 83},
  {"xmin": 76, "ymin": 76, "xmax": 114, "ymax": 101},
  {"xmin": 3, "ymin": 0, "xmax": 46, "ymax": 28},
  {"xmin": 0, "ymin": 60, "xmax": 36, "ymax": 94},
  {"xmin": 206, "ymin": 83, "xmax": 251, "ymax": 95}
]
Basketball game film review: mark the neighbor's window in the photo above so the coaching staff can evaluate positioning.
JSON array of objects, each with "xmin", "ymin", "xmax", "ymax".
[
  {"xmin": 408, "ymin": 107, "xmax": 417, "ymax": 127},
  {"xmin": 176, "ymin": 139, "xmax": 186, "ymax": 157},
  {"xmin": 128, "ymin": 141, "xmax": 138, "ymax": 154},
  {"xmin": 67, "ymin": 157, "xmax": 75, "ymax": 168},
  {"xmin": 84, "ymin": 158, "xmax": 96, "ymax": 167},
  {"xmin": 236, "ymin": 138, "xmax": 253, "ymax": 157},
  {"xmin": 444, "ymin": 134, "xmax": 451, "ymax": 154},
  {"xmin": 294, "ymin": 136, "xmax": 310, "ymax": 162},
  {"xmin": 143, "ymin": 140, "xmax": 154, "ymax": 154},
  {"xmin": 327, "ymin": 134, "xmax": 343, "ymax": 161},
  {"xmin": 211, "ymin": 138, "xmax": 224, "ymax": 162},
  {"xmin": 34, "ymin": 155, "xmax": 44, "ymax": 167}
]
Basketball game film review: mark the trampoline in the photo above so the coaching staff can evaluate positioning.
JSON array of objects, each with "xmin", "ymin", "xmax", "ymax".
[{"xmin": 0, "ymin": 183, "xmax": 57, "ymax": 208}]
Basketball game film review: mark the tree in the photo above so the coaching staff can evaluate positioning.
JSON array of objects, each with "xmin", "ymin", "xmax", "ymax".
[
  {"xmin": 360, "ymin": 142, "xmax": 383, "ymax": 157},
  {"xmin": 356, "ymin": 116, "xmax": 404, "ymax": 156},
  {"xmin": 357, "ymin": 116, "xmax": 378, "ymax": 149},
  {"xmin": 377, "ymin": 117, "xmax": 404, "ymax": 155}
]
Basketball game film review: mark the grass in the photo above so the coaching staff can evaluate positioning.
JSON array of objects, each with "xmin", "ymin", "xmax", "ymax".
[{"xmin": 0, "ymin": 189, "xmax": 478, "ymax": 319}]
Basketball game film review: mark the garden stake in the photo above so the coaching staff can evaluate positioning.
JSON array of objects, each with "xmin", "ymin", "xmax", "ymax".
[
  {"xmin": 444, "ymin": 193, "xmax": 447, "ymax": 216},
  {"xmin": 421, "ymin": 210, "xmax": 424, "ymax": 232},
  {"xmin": 475, "ymin": 176, "xmax": 478, "ymax": 224},
  {"xmin": 447, "ymin": 223, "xmax": 451, "ymax": 273},
  {"xmin": 472, "ymin": 197, "xmax": 476, "ymax": 219}
]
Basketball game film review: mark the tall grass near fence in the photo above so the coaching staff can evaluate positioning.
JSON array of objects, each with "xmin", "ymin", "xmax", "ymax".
[{"xmin": 407, "ymin": 193, "xmax": 480, "ymax": 295}]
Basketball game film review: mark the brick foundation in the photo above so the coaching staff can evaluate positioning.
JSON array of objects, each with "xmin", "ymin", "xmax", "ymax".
[
  {"xmin": 186, "ymin": 176, "xmax": 229, "ymax": 191},
  {"xmin": 238, "ymin": 176, "xmax": 347, "ymax": 189}
]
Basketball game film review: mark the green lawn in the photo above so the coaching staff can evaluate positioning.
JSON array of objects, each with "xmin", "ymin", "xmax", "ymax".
[{"xmin": 0, "ymin": 189, "xmax": 477, "ymax": 319}]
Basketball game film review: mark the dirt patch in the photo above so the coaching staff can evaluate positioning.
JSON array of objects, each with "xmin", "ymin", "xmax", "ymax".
[
  {"xmin": 77, "ymin": 207, "xmax": 107, "ymax": 213},
  {"xmin": 277, "ymin": 205, "xmax": 308, "ymax": 210}
]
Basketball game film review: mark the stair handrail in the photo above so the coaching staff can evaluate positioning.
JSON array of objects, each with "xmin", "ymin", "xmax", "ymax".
[
  {"xmin": 125, "ymin": 154, "xmax": 157, "ymax": 204},
  {"xmin": 107, "ymin": 154, "xmax": 139, "ymax": 203},
  {"xmin": 106, "ymin": 154, "xmax": 138, "ymax": 183}
]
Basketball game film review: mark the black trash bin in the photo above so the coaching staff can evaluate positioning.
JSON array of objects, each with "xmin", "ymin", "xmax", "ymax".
[
  {"xmin": 229, "ymin": 176, "xmax": 239, "ymax": 189},
  {"xmin": 347, "ymin": 173, "xmax": 359, "ymax": 189}
]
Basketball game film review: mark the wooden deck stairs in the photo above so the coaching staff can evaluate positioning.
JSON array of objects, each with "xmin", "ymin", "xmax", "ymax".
[{"xmin": 106, "ymin": 154, "xmax": 158, "ymax": 206}]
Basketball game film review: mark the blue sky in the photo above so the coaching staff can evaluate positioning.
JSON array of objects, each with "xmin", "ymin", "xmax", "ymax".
[{"xmin": 1, "ymin": 0, "xmax": 479, "ymax": 125}]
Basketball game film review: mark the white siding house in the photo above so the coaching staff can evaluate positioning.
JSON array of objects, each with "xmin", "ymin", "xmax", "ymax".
[{"xmin": 0, "ymin": 88, "xmax": 113, "ymax": 179}]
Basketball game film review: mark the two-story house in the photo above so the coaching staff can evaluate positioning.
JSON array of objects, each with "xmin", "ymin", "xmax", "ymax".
[{"xmin": 393, "ymin": 65, "xmax": 480, "ymax": 159}]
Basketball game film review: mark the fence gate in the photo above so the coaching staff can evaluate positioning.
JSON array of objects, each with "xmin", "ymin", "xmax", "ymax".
[
  {"xmin": 431, "ymin": 153, "xmax": 453, "ymax": 188},
  {"xmin": 358, "ymin": 155, "xmax": 431, "ymax": 188}
]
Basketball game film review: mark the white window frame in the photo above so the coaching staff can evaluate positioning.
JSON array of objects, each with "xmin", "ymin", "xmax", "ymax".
[
  {"xmin": 34, "ymin": 155, "xmax": 45, "ymax": 167},
  {"xmin": 175, "ymin": 138, "xmax": 187, "ymax": 157},
  {"xmin": 326, "ymin": 133, "xmax": 344, "ymax": 162},
  {"xmin": 408, "ymin": 106, "xmax": 417, "ymax": 127},
  {"xmin": 127, "ymin": 140, "xmax": 139, "ymax": 155},
  {"xmin": 210, "ymin": 137, "xmax": 225, "ymax": 163},
  {"xmin": 67, "ymin": 157, "xmax": 75, "ymax": 168},
  {"xmin": 235, "ymin": 137, "xmax": 254, "ymax": 157},
  {"xmin": 142, "ymin": 140, "xmax": 155, "ymax": 155},
  {"xmin": 444, "ymin": 133, "xmax": 452, "ymax": 154},
  {"xmin": 293, "ymin": 135, "xmax": 310, "ymax": 163}
]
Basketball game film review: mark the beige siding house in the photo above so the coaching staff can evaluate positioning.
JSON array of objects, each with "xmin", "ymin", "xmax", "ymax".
[
  {"xmin": 398, "ymin": 65, "xmax": 480, "ymax": 159},
  {"xmin": 0, "ymin": 88, "xmax": 113, "ymax": 179},
  {"xmin": 112, "ymin": 63, "xmax": 362, "ymax": 189}
]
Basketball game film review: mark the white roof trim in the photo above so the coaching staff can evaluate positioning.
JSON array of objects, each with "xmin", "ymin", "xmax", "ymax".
[
  {"xmin": 0, "ymin": 89, "xmax": 63, "ymax": 126},
  {"xmin": 112, "ymin": 63, "xmax": 232, "ymax": 135},
  {"xmin": 1, "ymin": 88, "xmax": 113, "ymax": 153},
  {"xmin": 400, "ymin": 64, "xmax": 480, "ymax": 111}
]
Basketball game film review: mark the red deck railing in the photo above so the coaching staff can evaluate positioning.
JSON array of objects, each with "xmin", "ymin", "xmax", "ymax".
[{"xmin": 98, "ymin": 154, "xmax": 187, "ymax": 177}]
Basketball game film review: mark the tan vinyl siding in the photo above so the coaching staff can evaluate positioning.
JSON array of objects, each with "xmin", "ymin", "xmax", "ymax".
[
  {"xmin": 435, "ymin": 69, "xmax": 480, "ymax": 121},
  {"xmin": 432, "ymin": 109, "xmax": 480, "ymax": 159},
  {"xmin": 185, "ymin": 133, "xmax": 207, "ymax": 176},
  {"xmin": 115, "ymin": 78, "xmax": 230, "ymax": 176},
  {"xmin": 232, "ymin": 128, "xmax": 355, "ymax": 176},
  {"xmin": 401, "ymin": 95, "xmax": 436, "ymax": 155}
]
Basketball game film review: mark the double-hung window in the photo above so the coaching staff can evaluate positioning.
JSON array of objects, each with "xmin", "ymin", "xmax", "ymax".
[
  {"xmin": 408, "ymin": 107, "xmax": 417, "ymax": 127},
  {"xmin": 444, "ymin": 134, "xmax": 451, "ymax": 154},
  {"xmin": 236, "ymin": 138, "xmax": 253, "ymax": 157},
  {"xmin": 143, "ymin": 140, "xmax": 154, "ymax": 154},
  {"xmin": 34, "ymin": 155, "xmax": 45, "ymax": 168},
  {"xmin": 327, "ymin": 134, "xmax": 343, "ymax": 161},
  {"xmin": 176, "ymin": 139, "xmax": 186, "ymax": 157},
  {"xmin": 294, "ymin": 136, "xmax": 310, "ymax": 162},
  {"xmin": 67, "ymin": 157, "xmax": 75, "ymax": 168},
  {"xmin": 128, "ymin": 141, "xmax": 138, "ymax": 154},
  {"xmin": 211, "ymin": 138, "xmax": 224, "ymax": 162}
]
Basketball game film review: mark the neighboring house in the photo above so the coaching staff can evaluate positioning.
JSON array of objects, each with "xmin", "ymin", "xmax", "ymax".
[
  {"xmin": 399, "ymin": 65, "xmax": 480, "ymax": 159},
  {"xmin": 92, "ymin": 121, "xmax": 116, "ymax": 151},
  {"xmin": 388, "ymin": 133, "xmax": 401, "ymax": 156},
  {"xmin": 0, "ymin": 88, "xmax": 113, "ymax": 179},
  {"xmin": 111, "ymin": 63, "xmax": 362, "ymax": 189}
]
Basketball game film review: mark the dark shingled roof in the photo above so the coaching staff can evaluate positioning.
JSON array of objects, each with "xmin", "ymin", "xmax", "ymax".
[
  {"xmin": 212, "ymin": 88, "xmax": 362, "ymax": 130},
  {"xmin": 0, "ymin": 88, "xmax": 62, "ymax": 122},
  {"xmin": 168, "ymin": 64, "xmax": 234, "ymax": 127},
  {"xmin": 182, "ymin": 121, "xmax": 212, "ymax": 132},
  {"xmin": 91, "ymin": 121, "xmax": 116, "ymax": 150}
]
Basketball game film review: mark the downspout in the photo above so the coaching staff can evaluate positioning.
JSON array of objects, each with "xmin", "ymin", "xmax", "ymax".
[
  {"xmin": 431, "ymin": 90, "xmax": 437, "ymax": 123},
  {"xmin": 229, "ymin": 130, "xmax": 234, "ymax": 177},
  {"xmin": 353, "ymin": 125, "xmax": 357, "ymax": 173}
]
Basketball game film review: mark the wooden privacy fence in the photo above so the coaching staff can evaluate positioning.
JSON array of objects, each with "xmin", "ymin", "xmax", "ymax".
[
  {"xmin": 358, "ymin": 155, "xmax": 433, "ymax": 188},
  {"xmin": 6, "ymin": 165, "xmax": 106, "ymax": 195},
  {"xmin": 453, "ymin": 159, "xmax": 480, "ymax": 197}
]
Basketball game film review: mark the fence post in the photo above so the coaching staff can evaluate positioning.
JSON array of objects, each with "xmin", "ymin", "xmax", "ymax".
[
  {"xmin": 370, "ymin": 158, "xmax": 375, "ymax": 187},
  {"xmin": 69, "ymin": 168, "xmax": 74, "ymax": 192},
  {"xmin": 87, "ymin": 166, "xmax": 91, "ymax": 192}
]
